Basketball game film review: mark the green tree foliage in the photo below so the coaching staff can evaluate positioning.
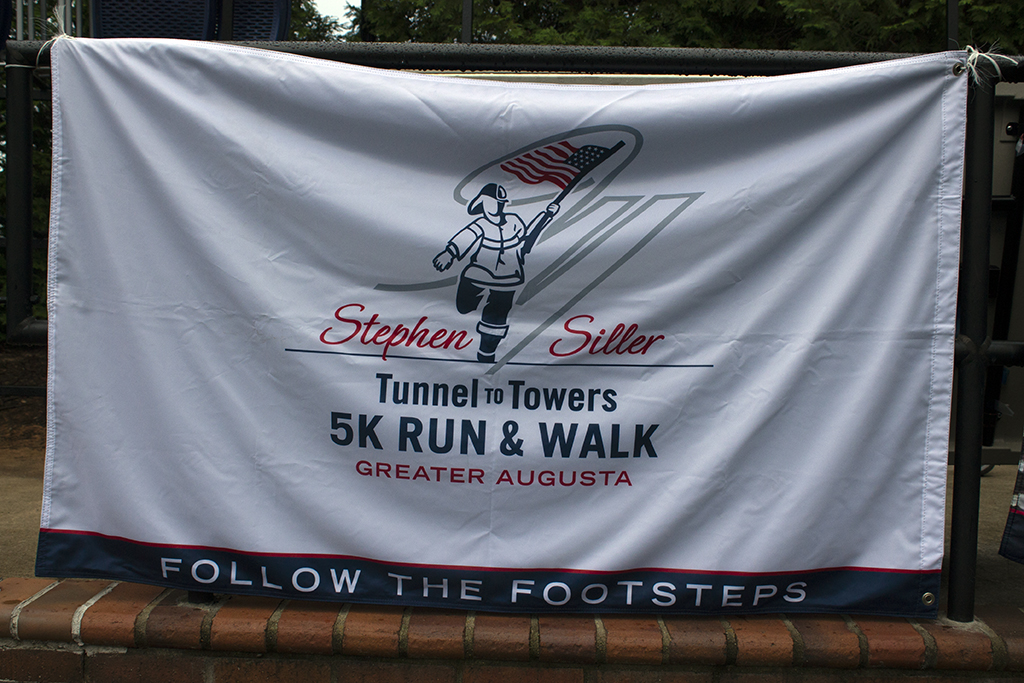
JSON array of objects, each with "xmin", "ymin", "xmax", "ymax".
[
  {"xmin": 471, "ymin": 0, "xmax": 800, "ymax": 49},
  {"xmin": 351, "ymin": 0, "xmax": 1023, "ymax": 53},
  {"xmin": 291, "ymin": 0, "xmax": 344, "ymax": 40},
  {"xmin": 960, "ymin": 0, "xmax": 1024, "ymax": 55}
]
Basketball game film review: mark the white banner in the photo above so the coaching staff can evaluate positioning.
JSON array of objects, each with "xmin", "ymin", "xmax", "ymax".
[{"xmin": 39, "ymin": 38, "xmax": 966, "ymax": 616}]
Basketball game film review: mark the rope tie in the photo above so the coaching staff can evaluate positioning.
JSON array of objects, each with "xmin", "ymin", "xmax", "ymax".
[{"xmin": 963, "ymin": 46, "xmax": 1019, "ymax": 84}]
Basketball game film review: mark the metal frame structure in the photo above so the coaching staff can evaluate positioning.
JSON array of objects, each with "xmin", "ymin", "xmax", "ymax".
[{"xmin": 4, "ymin": 39, "xmax": 1024, "ymax": 622}]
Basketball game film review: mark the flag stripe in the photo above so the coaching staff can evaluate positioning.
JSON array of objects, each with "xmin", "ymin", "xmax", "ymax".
[
  {"xmin": 501, "ymin": 140, "xmax": 585, "ymax": 187},
  {"xmin": 513, "ymin": 159, "xmax": 576, "ymax": 181},
  {"xmin": 513, "ymin": 153, "xmax": 575, "ymax": 176},
  {"xmin": 533, "ymin": 146, "xmax": 573, "ymax": 164},
  {"xmin": 501, "ymin": 158, "xmax": 575, "ymax": 187}
]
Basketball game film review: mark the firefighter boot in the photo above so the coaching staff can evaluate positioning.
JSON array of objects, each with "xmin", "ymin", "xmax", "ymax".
[
  {"xmin": 477, "ymin": 333, "xmax": 502, "ymax": 363},
  {"xmin": 476, "ymin": 321, "xmax": 508, "ymax": 363}
]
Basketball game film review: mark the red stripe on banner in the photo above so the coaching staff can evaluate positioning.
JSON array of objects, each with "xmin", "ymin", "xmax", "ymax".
[
  {"xmin": 529, "ymin": 147, "xmax": 576, "ymax": 170},
  {"xmin": 549, "ymin": 141, "xmax": 579, "ymax": 156},
  {"xmin": 500, "ymin": 162, "xmax": 570, "ymax": 188},
  {"xmin": 502, "ymin": 156, "xmax": 575, "ymax": 183},
  {"xmin": 37, "ymin": 528, "xmax": 939, "ymax": 577},
  {"xmin": 533, "ymin": 146, "xmax": 571, "ymax": 165},
  {"xmin": 523, "ymin": 159, "xmax": 574, "ymax": 179}
]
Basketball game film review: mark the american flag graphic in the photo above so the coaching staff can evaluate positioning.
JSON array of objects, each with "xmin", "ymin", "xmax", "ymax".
[{"xmin": 500, "ymin": 141, "xmax": 621, "ymax": 189}]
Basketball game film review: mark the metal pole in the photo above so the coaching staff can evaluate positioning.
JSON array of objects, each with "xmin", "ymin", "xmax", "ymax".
[
  {"xmin": 219, "ymin": 0, "xmax": 234, "ymax": 40},
  {"xmin": 948, "ymin": 68, "xmax": 997, "ymax": 623},
  {"xmin": 4, "ymin": 61, "xmax": 35, "ymax": 341},
  {"xmin": 461, "ymin": 0, "xmax": 471, "ymax": 44},
  {"xmin": 360, "ymin": 0, "xmax": 372, "ymax": 42},
  {"xmin": 947, "ymin": 0, "xmax": 958, "ymax": 50}
]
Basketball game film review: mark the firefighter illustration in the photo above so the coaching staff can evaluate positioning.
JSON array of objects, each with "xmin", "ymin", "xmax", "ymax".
[
  {"xmin": 432, "ymin": 139, "xmax": 625, "ymax": 362},
  {"xmin": 433, "ymin": 183, "xmax": 559, "ymax": 362}
]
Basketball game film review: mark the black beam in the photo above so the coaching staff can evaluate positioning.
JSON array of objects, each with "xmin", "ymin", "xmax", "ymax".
[
  {"xmin": 955, "ymin": 339, "xmax": 1024, "ymax": 367},
  {"xmin": 3, "ymin": 58, "xmax": 42, "ymax": 345},
  {"xmin": 987, "ymin": 341, "xmax": 1024, "ymax": 366},
  {"xmin": 1004, "ymin": 60, "xmax": 1024, "ymax": 84},
  {"xmin": 204, "ymin": 43, "xmax": 917, "ymax": 76},
  {"xmin": 10, "ymin": 40, "xmax": 1022, "ymax": 81},
  {"xmin": 7, "ymin": 40, "xmax": 919, "ymax": 75},
  {"xmin": 948, "ymin": 65, "xmax": 997, "ymax": 623},
  {"xmin": 0, "ymin": 386, "xmax": 46, "ymax": 397}
]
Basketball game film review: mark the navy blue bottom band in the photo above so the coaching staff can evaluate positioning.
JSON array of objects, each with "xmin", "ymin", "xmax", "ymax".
[{"xmin": 36, "ymin": 529, "xmax": 939, "ymax": 617}]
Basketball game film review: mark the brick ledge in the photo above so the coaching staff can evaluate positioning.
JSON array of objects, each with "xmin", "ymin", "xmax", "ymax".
[{"xmin": 2, "ymin": 577, "xmax": 1024, "ymax": 681}]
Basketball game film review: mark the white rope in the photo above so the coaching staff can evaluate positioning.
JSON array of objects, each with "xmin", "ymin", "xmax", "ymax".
[
  {"xmin": 31, "ymin": 1, "xmax": 72, "ymax": 67},
  {"xmin": 37, "ymin": 35, "xmax": 64, "ymax": 68},
  {"xmin": 52, "ymin": 0, "xmax": 66, "ymax": 36},
  {"xmin": 964, "ymin": 45, "xmax": 1019, "ymax": 84}
]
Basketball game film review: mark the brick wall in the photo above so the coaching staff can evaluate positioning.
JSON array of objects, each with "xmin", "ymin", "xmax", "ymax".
[{"xmin": 3, "ymin": 578, "xmax": 1024, "ymax": 682}]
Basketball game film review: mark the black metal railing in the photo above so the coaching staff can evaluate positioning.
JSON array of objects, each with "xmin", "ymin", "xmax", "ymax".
[{"xmin": 4, "ymin": 40, "xmax": 1023, "ymax": 622}]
